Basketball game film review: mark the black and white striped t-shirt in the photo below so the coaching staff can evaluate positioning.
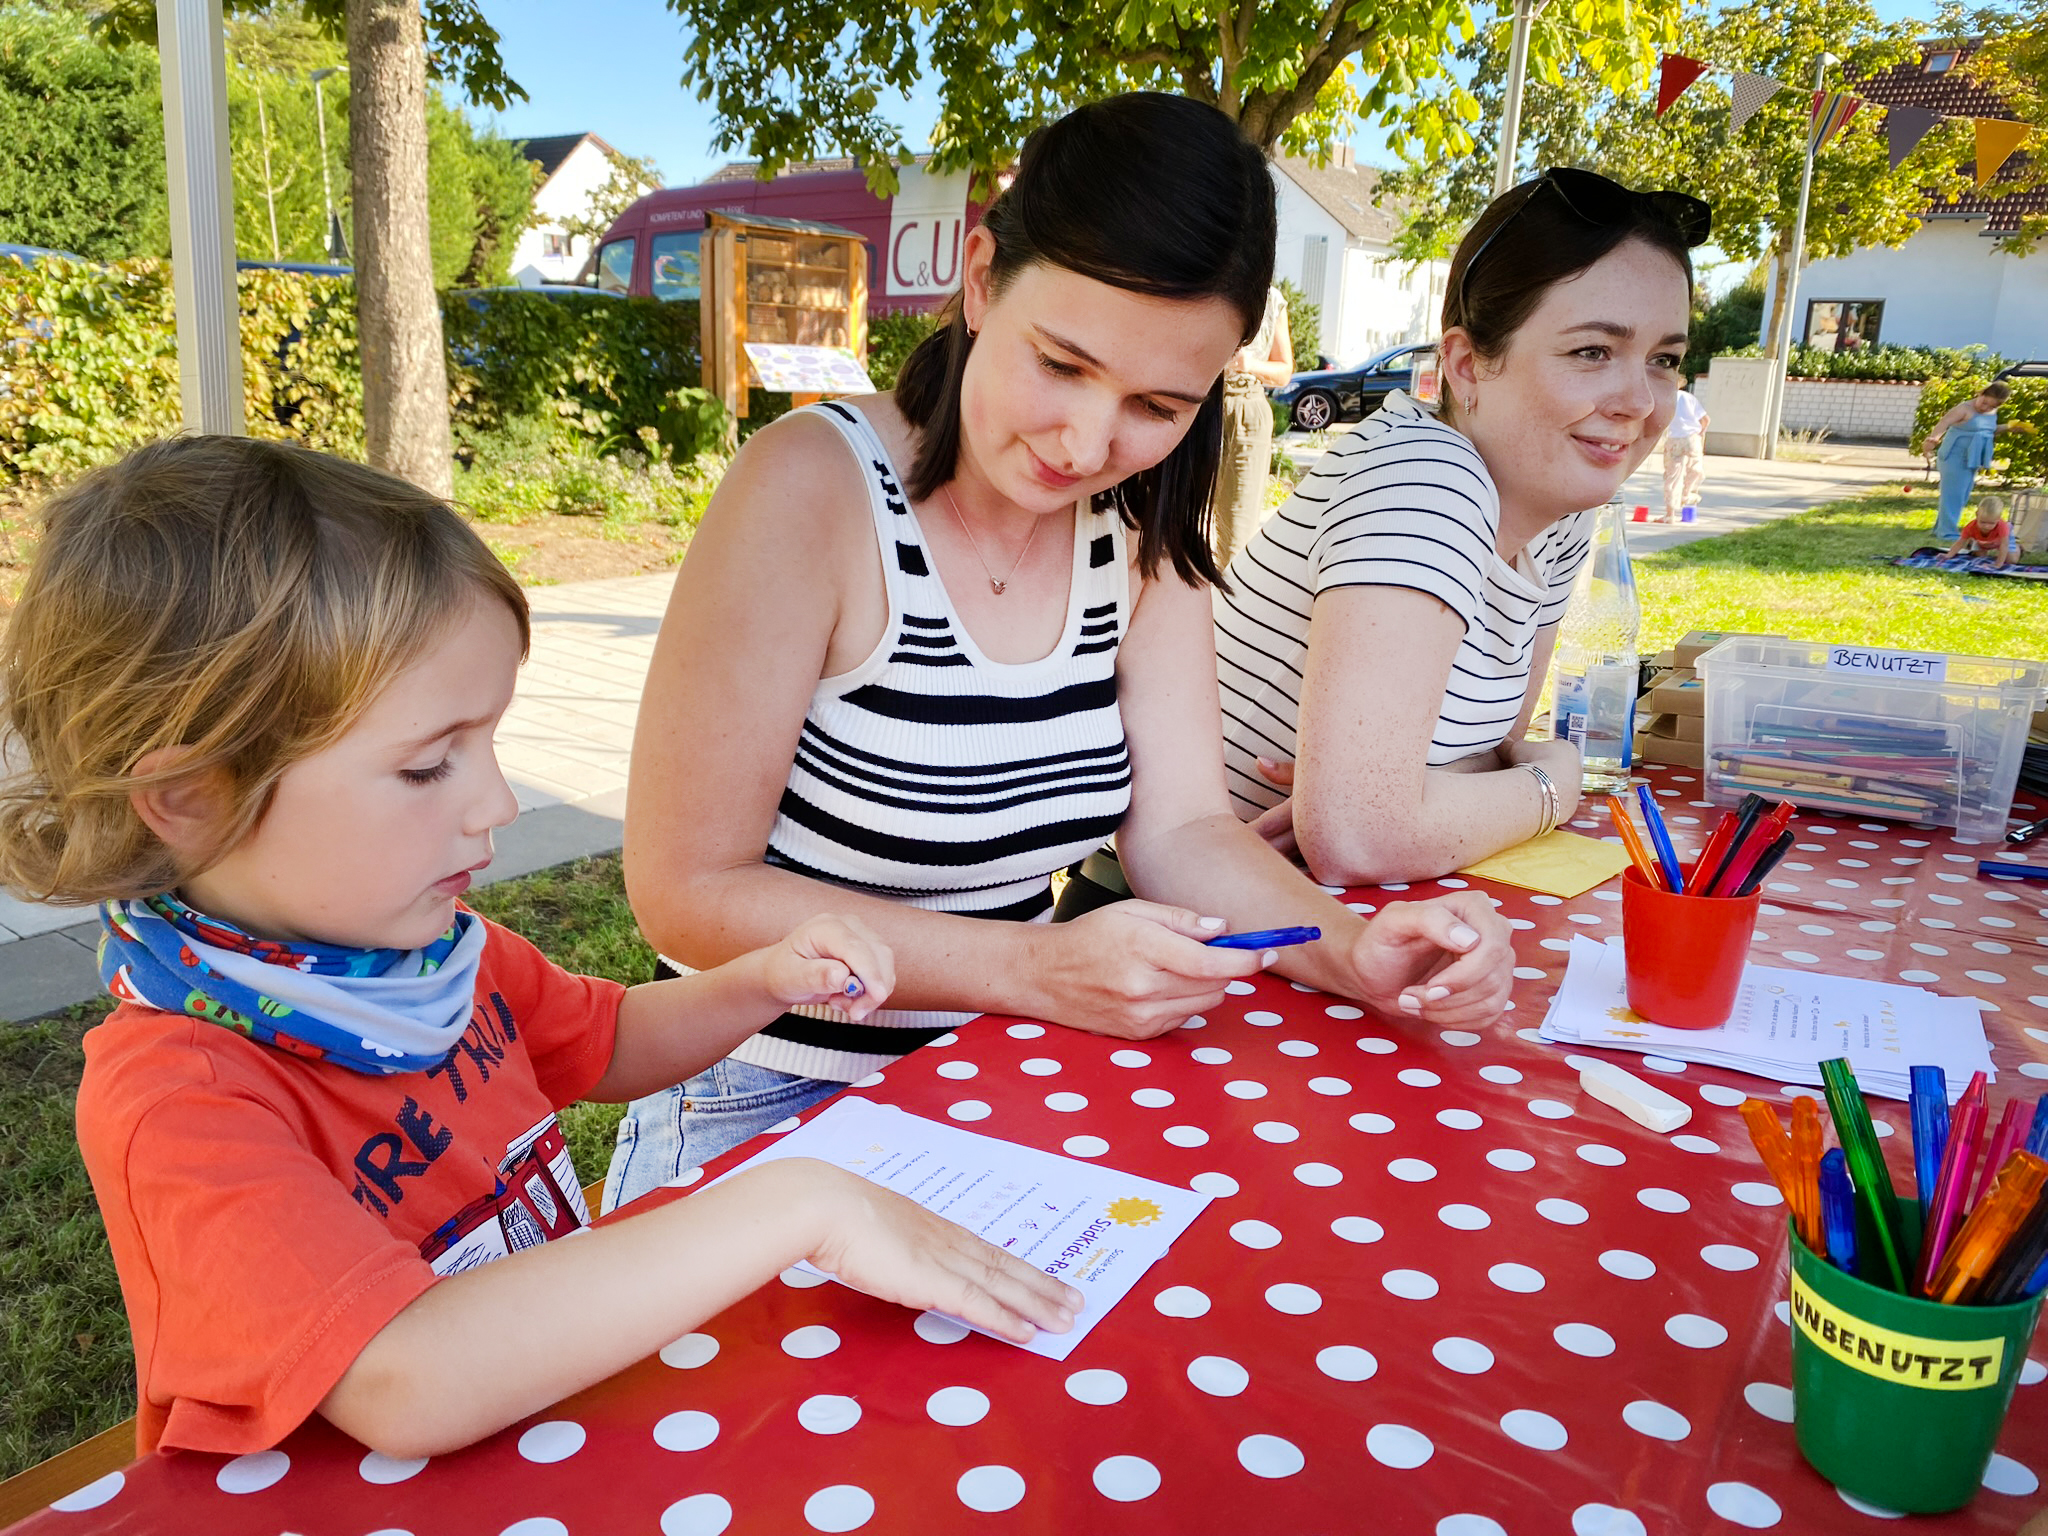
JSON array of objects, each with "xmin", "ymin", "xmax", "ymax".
[
  {"xmin": 735, "ymin": 401, "xmax": 1133, "ymax": 1083},
  {"xmin": 1215, "ymin": 391, "xmax": 1591, "ymax": 820}
]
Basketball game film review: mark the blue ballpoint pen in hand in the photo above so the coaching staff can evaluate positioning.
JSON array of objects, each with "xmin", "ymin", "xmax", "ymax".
[
  {"xmin": 1819, "ymin": 1148, "xmax": 1860, "ymax": 1277},
  {"xmin": 1633, "ymin": 783, "xmax": 1683, "ymax": 893},
  {"xmin": 1207, "ymin": 926, "xmax": 1322, "ymax": 950}
]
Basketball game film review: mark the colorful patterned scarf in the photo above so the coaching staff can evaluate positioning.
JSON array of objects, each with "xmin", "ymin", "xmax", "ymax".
[{"xmin": 98, "ymin": 894, "xmax": 485, "ymax": 1074}]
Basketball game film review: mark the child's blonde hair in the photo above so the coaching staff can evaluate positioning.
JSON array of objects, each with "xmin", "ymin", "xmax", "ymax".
[
  {"xmin": 0, "ymin": 436, "xmax": 529, "ymax": 905},
  {"xmin": 1975, "ymin": 494, "xmax": 2008, "ymax": 523}
]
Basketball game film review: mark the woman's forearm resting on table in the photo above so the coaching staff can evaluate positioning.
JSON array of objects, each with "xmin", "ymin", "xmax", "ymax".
[
  {"xmin": 1293, "ymin": 757, "xmax": 1552, "ymax": 888},
  {"xmin": 318, "ymin": 1160, "xmax": 832, "ymax": 1459}
]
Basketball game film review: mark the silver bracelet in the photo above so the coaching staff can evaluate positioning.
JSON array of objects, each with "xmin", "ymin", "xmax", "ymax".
[{"xmin": 1520, "ymin": 762, "xmax": 1560, "ymax": 837}]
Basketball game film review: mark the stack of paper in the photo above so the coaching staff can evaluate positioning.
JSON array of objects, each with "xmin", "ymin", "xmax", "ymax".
[
  {"xmin": 717, "ymin": 1097, "xmax": 1209, "ymax": 1358},
  {"xmin": 1540, "ymin": 935, "xmax": 1995, "ymax": 1102}
]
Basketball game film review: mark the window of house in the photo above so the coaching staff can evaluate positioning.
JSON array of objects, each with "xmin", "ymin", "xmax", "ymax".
[
  {"xmin": 595, "ymin": 237, "xmax": 636, "ymax": 295},
  {"xmin": 649, "ymin": 232, "xmax": 701, "ymax": 303},
  {"xmin": 542, "ymin": 232, "xmax": 571, "ymax": 259},
  {"xmin": 1803, "ymin": 299, "xmax": 1884, "ymax": 353},
  {"xmin": 1925, "ymin": 51, "xmax": 1956, "ymax": 72}
]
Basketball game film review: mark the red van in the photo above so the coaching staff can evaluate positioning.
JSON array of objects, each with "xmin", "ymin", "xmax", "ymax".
[{"xmin": 594, "ymin": 157, "xmax": 988, "ymax": 316}]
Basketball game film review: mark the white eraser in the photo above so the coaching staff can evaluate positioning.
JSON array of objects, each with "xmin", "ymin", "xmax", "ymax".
[{"xmin": 1578, "ymin": 1059, "xmax": 1693, "ymax": 1134}]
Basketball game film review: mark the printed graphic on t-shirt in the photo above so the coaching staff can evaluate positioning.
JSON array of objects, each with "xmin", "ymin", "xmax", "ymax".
[{"xmin": 419, "ymin": 1113, "xmax": 591, "ymax": 1277}]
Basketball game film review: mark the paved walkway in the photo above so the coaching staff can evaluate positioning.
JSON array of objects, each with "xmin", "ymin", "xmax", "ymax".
[{"xmin": 0, "ymin": 447, "xmax": 1915, "ymax": 1022}]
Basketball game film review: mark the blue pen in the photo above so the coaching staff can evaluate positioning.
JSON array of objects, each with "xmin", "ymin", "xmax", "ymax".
[
  {"xmin": 1910, "ymin": 1064, "xmax": 1950, "ymax": 1219},
  {"xmin": 1979, "ymin": 859, "xmax": 2048, "ymax": 883},
  {"xmin": 2028, "ymin": 1250, "xmax": 2048, "ymax": 1299},
  {"xmin": 1634, "ymin": 783, "xmax": 1683, "ymax": 894},
  {"xmin": 844, "ymin": 977, "xmax": 865, "ymax": 999},
  {"xmin": 2026, "ymin": 1092, "xmax": 2048, "ymax": 1160},
  {"xmin": 1819, "ymin": 1148, "xmax": 1860, "ymax": 1276},
  {"xmin": 1207, "ymin": 926, "xmax": 1322, "ymax": 950}
]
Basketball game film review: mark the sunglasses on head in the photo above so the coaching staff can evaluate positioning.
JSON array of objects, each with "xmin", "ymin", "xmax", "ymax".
[{"xmin": 1457, "ymin": 167, "xmax": 1714, "ymax": 317}]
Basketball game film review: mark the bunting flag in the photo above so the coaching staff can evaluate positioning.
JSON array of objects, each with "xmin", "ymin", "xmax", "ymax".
[
  {"xmin": 1656, "ymin": 55, "xmax": 1708, "ymax": 116},
  {"xmin": 1728, "ymin": 71, "xmax": 1785, "ymax": 133},
  {"xmin": 1885, "ymin": 105, "xmax": 1942, "ymax": 168},
  {"xmin": 1974, "ymin": 117, "xmax": 2031, "ymax": 187},
  {"xmin": 1810, "ymin": 90, "xmax": 1863, "ymax": 154}
]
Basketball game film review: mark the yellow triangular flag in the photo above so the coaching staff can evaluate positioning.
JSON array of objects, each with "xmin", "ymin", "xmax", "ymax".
[{"xmin": 1974, "ymin": 118, "xmax": 2031, "ymax": 187}]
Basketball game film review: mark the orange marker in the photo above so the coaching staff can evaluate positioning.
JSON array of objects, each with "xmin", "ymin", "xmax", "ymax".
[
  {"xmin": 1791, "ymin": 1095, "xmax": 1827, "ymax": 1253},
  {"xmin": 1606, "ymin": 796, "xmax": 1662, "ymax": 887},
  {"xmin": 1928, "ymin": 1150, "xmax": 2048, "ymax": 1305}
]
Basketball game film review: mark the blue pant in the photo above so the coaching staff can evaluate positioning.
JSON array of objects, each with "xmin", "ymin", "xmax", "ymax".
[
  {"xmin": 601, "ymin": 1058, "xmax": 842, "ymax": 1213},
  {"xmin": 1935, "ymin": 455, "xmax": 1978, "ymax": 542}
]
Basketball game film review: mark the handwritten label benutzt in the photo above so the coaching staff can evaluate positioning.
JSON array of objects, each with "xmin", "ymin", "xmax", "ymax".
[{"xmin": 1826, "ymin": 645, "xmax": 1947, "ymax": 682}]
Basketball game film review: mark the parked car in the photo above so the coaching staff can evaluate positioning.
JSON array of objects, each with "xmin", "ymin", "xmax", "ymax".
[
  {"xmin": 1272, "ymin": 341, "xmax": 1438, "ymax": 432},
  {"xmin": 1991, "ymin": 360, "xmax": 2048, "ymax": 385}
]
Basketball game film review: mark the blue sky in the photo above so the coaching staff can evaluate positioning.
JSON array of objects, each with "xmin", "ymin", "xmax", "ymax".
[{"xmin": 480, "ymin": 0, "xmax": 1937, "ymax": 188}]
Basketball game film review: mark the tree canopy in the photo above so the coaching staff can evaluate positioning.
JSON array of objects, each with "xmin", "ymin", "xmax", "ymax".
[{"xmin": 667, "ymin": 0, "xmax": 1682, "ymax": 194}]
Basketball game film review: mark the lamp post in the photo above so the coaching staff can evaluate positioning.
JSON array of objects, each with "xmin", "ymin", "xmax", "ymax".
[
  {"xmin": 1493, "ymin": 0, "xmax": 1549, "ymax": 195},
  {"xmin": 1763, "ymin": 50, "xmax": 1839, "ymax": 460},
  {"xmin": 311, "ymin": 65, "xmax": 349, "ymax": 263}
]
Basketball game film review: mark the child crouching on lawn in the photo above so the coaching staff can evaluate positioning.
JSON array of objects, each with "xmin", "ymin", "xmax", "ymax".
[
  {"xmin": 0, "ymin": 437, "xmax": 1077, "ymax": 1461},
  {"xmin": 1948, "ymin": 494, "xmax": 2017, "ymax": 568}
]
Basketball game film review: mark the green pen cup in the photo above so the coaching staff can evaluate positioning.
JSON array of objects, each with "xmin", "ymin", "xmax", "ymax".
[{"xmin": 1789, "ymin": 1219, "xmax": 2043, "ymax": 1514}]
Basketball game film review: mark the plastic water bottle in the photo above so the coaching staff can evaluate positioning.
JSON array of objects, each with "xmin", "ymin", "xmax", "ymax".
[{"xmin": 1550, "ymin": 498, "xmax": 1641, "ymax": 793}]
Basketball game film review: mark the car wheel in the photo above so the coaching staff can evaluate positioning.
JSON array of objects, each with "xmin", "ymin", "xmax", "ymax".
[{"xmin": 1293, "ymin": 390, "xmax": 1337, "ymax": 431}]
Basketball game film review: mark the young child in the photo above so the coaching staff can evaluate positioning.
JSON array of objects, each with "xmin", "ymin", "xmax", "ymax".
[
  {"xmin": 1947, "ymin": 494, "xmax": 2016, "ymax": 568},
  {"xmin": 0, "ymin": 437, "xmax": 1077, "ymax": 1462}
]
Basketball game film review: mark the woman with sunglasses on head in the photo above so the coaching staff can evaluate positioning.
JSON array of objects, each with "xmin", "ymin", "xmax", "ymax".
[
  {"xmin": 601, "ymin": 94, "xmax": 1516, "ymax": 1210},
  {"xmin": 1214, "ymin": 168, "xmax": 1708, "ymax": 885}
]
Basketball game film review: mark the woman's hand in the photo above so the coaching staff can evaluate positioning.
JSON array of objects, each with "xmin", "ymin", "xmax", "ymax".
[
  {"xmin": 758, "ymin": 915, "xmax": 896, "ymax": 1024},
  {"xmin": 1033, "ymin": 901, "xmax": 1276, "ymax": 1039},
  {"xmin": 1247, "ymin": 756, "xmax": 1300, "ymax": 858},
  {"xmin": 1344, "ymin": 891, "xmax": 1515, "ymax": 1026},
  {"xmin": 800, "ymin": 1162, "xmax": 1082, "ymax": 1344}
]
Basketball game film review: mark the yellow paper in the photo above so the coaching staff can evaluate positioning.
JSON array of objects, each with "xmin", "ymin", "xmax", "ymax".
[{"xmin": 1458, "ymin": 828, "xmax": 1631, "ymax": 899}]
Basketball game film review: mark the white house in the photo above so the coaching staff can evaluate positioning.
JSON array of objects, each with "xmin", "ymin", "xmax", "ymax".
[
  {"xmin": 1767, "ymin": 44, "xmax": 2048, "ymax": 360},
  {"xmin": 509, "ymin": 133, "xmax": 633, "ymax": 287},
  {"xmin": 1271, "ymin": 151, "xmax": 1449, "ymax": 364}
]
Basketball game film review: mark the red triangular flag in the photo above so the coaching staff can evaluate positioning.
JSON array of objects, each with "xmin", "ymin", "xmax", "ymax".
[{"xmin": 1657, "ymin": 55, "xmax": 1708, "ymax": 116}]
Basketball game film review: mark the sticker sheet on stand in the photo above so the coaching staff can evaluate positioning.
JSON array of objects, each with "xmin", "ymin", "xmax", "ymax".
[{"xmin": 13, "ymin": 767, "xmax": 2047, "ymax": 1536}]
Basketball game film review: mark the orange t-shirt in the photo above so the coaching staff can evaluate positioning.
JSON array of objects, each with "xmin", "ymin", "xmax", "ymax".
[
  {"xmin": 1960, "ymin": 516, "xmax": 2012, "ymax": 553},
  {"xmin": 75, "ymin": 915, "xmax": 623, "ymax": 1455}
]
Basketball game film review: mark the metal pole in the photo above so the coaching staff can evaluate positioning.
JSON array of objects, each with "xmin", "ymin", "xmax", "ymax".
[
  {"xmin": 1494, "ymin": 0, "xmax": 1541, "ymax": 195},
  {"xmin": 157, "ymin": 0, "xmax": 244, "ymax": 434},
  {"xmin": 312, "ymin": 66, "xmax": 348, "ymax": 263},
  {"xmin": 1763, "ymin": 51, "xmax": 1837, "ymax": 461}
]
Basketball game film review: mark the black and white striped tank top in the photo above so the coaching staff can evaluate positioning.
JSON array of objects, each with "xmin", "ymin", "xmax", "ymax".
[{"xmin": 729, "ymin": 401, "xmax": 1133, "ymax": 1083}]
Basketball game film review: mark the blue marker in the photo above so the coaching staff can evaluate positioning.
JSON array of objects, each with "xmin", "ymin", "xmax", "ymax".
[
  {"xmin": 844, "ymin": 977, "xmax": 865, "ymax": 999},
  {"xmin": 1979, "ymin": 859, "xmax": 2048, "ymax": 883},
  {"xmin": 2025, "ymin": 1092, "xmax": 2048, "ymax": 1160},
  {"xmin": 1206, "ymin": 926, "xmax": 1322, "ymax": 950},
  {"xmin": 1819, "ymin": 1148, "xmax": 1860, "ymax": 1276},
  {"xmin": 1634, "ymin": 783, "xmax": 1684, "ymax": 894},
  {"xmin": 1910, "ymin": 1064, "xmax": 1950, "ymax": 1219}
]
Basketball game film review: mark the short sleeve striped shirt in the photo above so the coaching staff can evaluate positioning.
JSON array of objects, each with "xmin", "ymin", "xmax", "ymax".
[{"xmin": 1214, "ymin": 391, "xmax": 1591, "ymax": 818}]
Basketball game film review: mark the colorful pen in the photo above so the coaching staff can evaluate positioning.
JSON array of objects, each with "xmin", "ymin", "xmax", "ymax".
[
  {"xmin": 1206, "ymin": 926, "xmax": 1322, "ymax": 950},
  {"xmin": 1820, "ymin": 1058, "xmax": 1907, "ymax": 1292},
  {"xmin": 843, "ymin": 977, "xmax": 865, "ymax": 998},
  {"xmin": 1740, "ymin": 1097, "xmax": 1796, "ymax": 1192},
  {"xmin": 1919, "ymin": 1077, "xmax": 1987, "ymax": 1294},
  {"xmin": 1606, "ymin": 796, "xmax": 1663, "ymax": 888},
  {"xmin": 1701, "ymin": 794, "xmax": 1766, "ymax": 896},
  {"xmin": 1975, "ymin": 1100, "xmax": 2029, "ymax": 1210},
  {"xmin": 1979, "ymin": 860, "xmax": 2048, "ymax": 883},
  {"xmin": 1712, "ymin": 802, "xmax": 1797, "ymax": 898},
  {"xmin": 1634, "ymin": 783, "xmax": 1683, "ymax": 894},
  {"xmin": 1819, "ymin": 1149, "xmax": 1860, "ymax": 1277},
  {"xmin": 1979, "ymin": 1196, "xmax": 2048, "ymax": 1305},
  {"xmin": 1791, "ymin": 1094, "xmax": 1826, "ymax": 1254},
  {"xmin": 1731, "ymin": 830, "xmax": 1797, "ymax": 897},
  {"xmin": 2026, "ymin": 1092, "xmax": 2048, "ymax": 1160},
  {"xmin": 1686, "ymin": 807, "xmax": 1745, "ymax": 895},
  {"xmin": 1928, "ymin": 1151, "xmax": 2048, "ymax": 1305},
  {"xmin": 1910, "ymin": 1064, "xmax": 1951, "ymax": 1220}
]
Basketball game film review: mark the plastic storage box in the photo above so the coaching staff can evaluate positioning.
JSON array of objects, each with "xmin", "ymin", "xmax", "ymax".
[{"xmin": 1698, "ymin": 638, "xmax": 2048, "ymax": 840}]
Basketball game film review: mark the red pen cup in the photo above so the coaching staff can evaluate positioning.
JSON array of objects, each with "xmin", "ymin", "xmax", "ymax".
[{"xmin": 1620, "ymin": 864, "xmax": 1761, "ymax": 1030}]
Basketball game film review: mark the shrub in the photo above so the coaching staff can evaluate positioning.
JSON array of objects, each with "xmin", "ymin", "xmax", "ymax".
[
  {"xmin": 1712, "ymin": 341, "xmax": 2008, "ymax": 383},
  {"xmin": 1911, "ymin": 377, "xmax": 2047, "ymax": 482},
  {"xmin": 453, "ymin": 412, "xmax": 718, "ymax": 527},
  {"xmin": 865, "ymin": 309, "xmax": 939, "ymax": 390},
  {"xmin": 1278, "ymin": 279, "xmax": 1320, "ymax": 365}
]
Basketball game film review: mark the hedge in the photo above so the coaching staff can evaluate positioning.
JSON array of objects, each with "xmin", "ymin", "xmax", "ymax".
[
  {"xmin": 1910, "ymin": 376, "xmax": 2048, "ymax": 483},
  {"xmin": 1717, "ymin": 342, "xmax": 2009, "ymax": 383},
  {"xmin": 0, "ymin": 256, "xmax": 722, "ymax": 483}
]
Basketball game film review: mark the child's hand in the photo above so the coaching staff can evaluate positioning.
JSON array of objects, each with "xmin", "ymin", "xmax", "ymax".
[
  {"xmin": 795, "ymin": 1162, "xmax": 1082, "ymax": 1343},
  {"xmin": 760, "ymin": 915, "xmax": 894, "ymax": 1022}
]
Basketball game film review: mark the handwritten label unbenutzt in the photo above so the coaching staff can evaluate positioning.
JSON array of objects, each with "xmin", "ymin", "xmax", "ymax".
[{"xmin": 1826, "ymin": 645, "xmax": 1948, "ymax": 683}]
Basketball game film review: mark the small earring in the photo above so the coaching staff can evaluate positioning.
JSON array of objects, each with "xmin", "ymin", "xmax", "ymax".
[{"xmin": 1463, "ymin": 395, "xmax": 1477, "ymax": 415}]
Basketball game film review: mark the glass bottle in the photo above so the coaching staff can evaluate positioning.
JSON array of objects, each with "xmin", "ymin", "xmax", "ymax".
[{"xmin": 1550, "ymin": 498, "xmax": 1642, "ymax": 793}]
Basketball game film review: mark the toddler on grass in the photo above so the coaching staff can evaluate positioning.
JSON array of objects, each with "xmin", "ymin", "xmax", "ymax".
[
  {"xmin": 0, "ymin": 436, "xmax": 1075, "ymax": 1460},
  {"xmin": 1946, "ymin": 494, "xmax": 2016, "ymax": 568}
]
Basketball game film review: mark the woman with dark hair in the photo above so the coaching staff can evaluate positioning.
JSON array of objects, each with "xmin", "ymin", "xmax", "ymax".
[
  {"xmin": 603, "ymin": 93, "xmax": 1514, "ymax": 1208},
  {"xmin": 1216, "ymin": 167, "xmax": 1708, "ymax": 885}
]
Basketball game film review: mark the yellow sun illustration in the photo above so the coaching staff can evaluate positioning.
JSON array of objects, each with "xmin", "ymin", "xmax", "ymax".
[
  {"xmin": 1106, "ymin": 1196, "xmax": 1163, "ymax": 1227},
  {"xmin": 1605, "ymin": 1005, "xmax": 1647, "ymax": 1025}
]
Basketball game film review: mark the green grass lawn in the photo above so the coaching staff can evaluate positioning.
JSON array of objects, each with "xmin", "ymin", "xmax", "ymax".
[
  {"xmin": 1635, "ymin": 489, "xmax": 2048, "ymax": 658},
  {"xmin": 0, "ymin": 483, "xmax": 2040, "ymax": 1484}
]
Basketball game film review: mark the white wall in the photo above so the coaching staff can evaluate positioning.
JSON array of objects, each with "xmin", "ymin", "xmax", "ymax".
[
  {"xmin": 510, "ymin": 139, "xmax": 618, "ymax": 285},
  {"xmin": 1779, "ymin": 220, "xmax": 2048, "ymax": 358},
  {"xmin": 1332, "ymin": 248, "xmax": 1443, "ymax": 362},
  {"xmin": 1271, "ymin": 170, "xmax": 1346, "ymax": 349}
]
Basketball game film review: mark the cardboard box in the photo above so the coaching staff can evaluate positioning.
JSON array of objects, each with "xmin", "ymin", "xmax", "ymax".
[
  {"xmin": 1642, "ymin": 710, "xmax": 1703, "ymax": 743},
  {"xmin": 1646, "ymin": 669, "xmax": 1706, "ymax": 718},
  {"xmin": 1675, "ymin": 630, "xmax": 1777, "ymax": 669},
  {"xmin": 1635, "ymin": 714, "xmax": 1705, "ymax": 768}
]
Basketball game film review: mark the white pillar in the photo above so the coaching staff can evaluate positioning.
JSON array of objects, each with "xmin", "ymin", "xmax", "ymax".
[
  {"xmin": 158, "ymin": 0, "xmax": 245, "ymax": 435},
  {"xmin": 1494, "ymin": 0, "xmax": 1540, "ymax": 196}
]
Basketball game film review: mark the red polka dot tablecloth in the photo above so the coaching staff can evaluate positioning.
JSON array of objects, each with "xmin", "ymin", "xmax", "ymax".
[{"xmin": 11, "ymin": 769, "xmax": 2048, "ymax": 1536}]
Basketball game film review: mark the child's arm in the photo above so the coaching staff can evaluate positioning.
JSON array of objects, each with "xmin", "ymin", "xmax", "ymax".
[
  {"xmin": 320, "ymin": 1154, "xmax": 1081, "ymax": 1458},
  {"xmin": 587, "ymin": 914, "xmax": 892, "ymax": 1103},
  {"xmin": 1946, "ymin": 533, "xmax": 1971, "ymax": 557}
]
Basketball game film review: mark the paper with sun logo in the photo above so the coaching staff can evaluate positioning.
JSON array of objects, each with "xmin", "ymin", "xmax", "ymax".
[
  {"xmin": 1539, "ymin": 934, "xmax": 1993, "ymax": 1101},
  {"xmin": 716, "ymin": 1096, "xmax": 1208, "ymax": 1357}
]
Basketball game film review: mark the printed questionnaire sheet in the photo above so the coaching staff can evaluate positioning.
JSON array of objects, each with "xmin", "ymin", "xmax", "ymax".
[{"xmin": 717, "ymin": 1097, "xmax": 1208, "ymax": 1358}]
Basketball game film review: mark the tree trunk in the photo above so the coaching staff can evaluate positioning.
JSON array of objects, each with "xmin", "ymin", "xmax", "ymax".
[
  {"xmin": 346, "ymin": 0, "xmax": 451, "ymax": 498},
  {"xmin": 1761, "ymin": 240, "xmax": 1798, "ymax": 360}
]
